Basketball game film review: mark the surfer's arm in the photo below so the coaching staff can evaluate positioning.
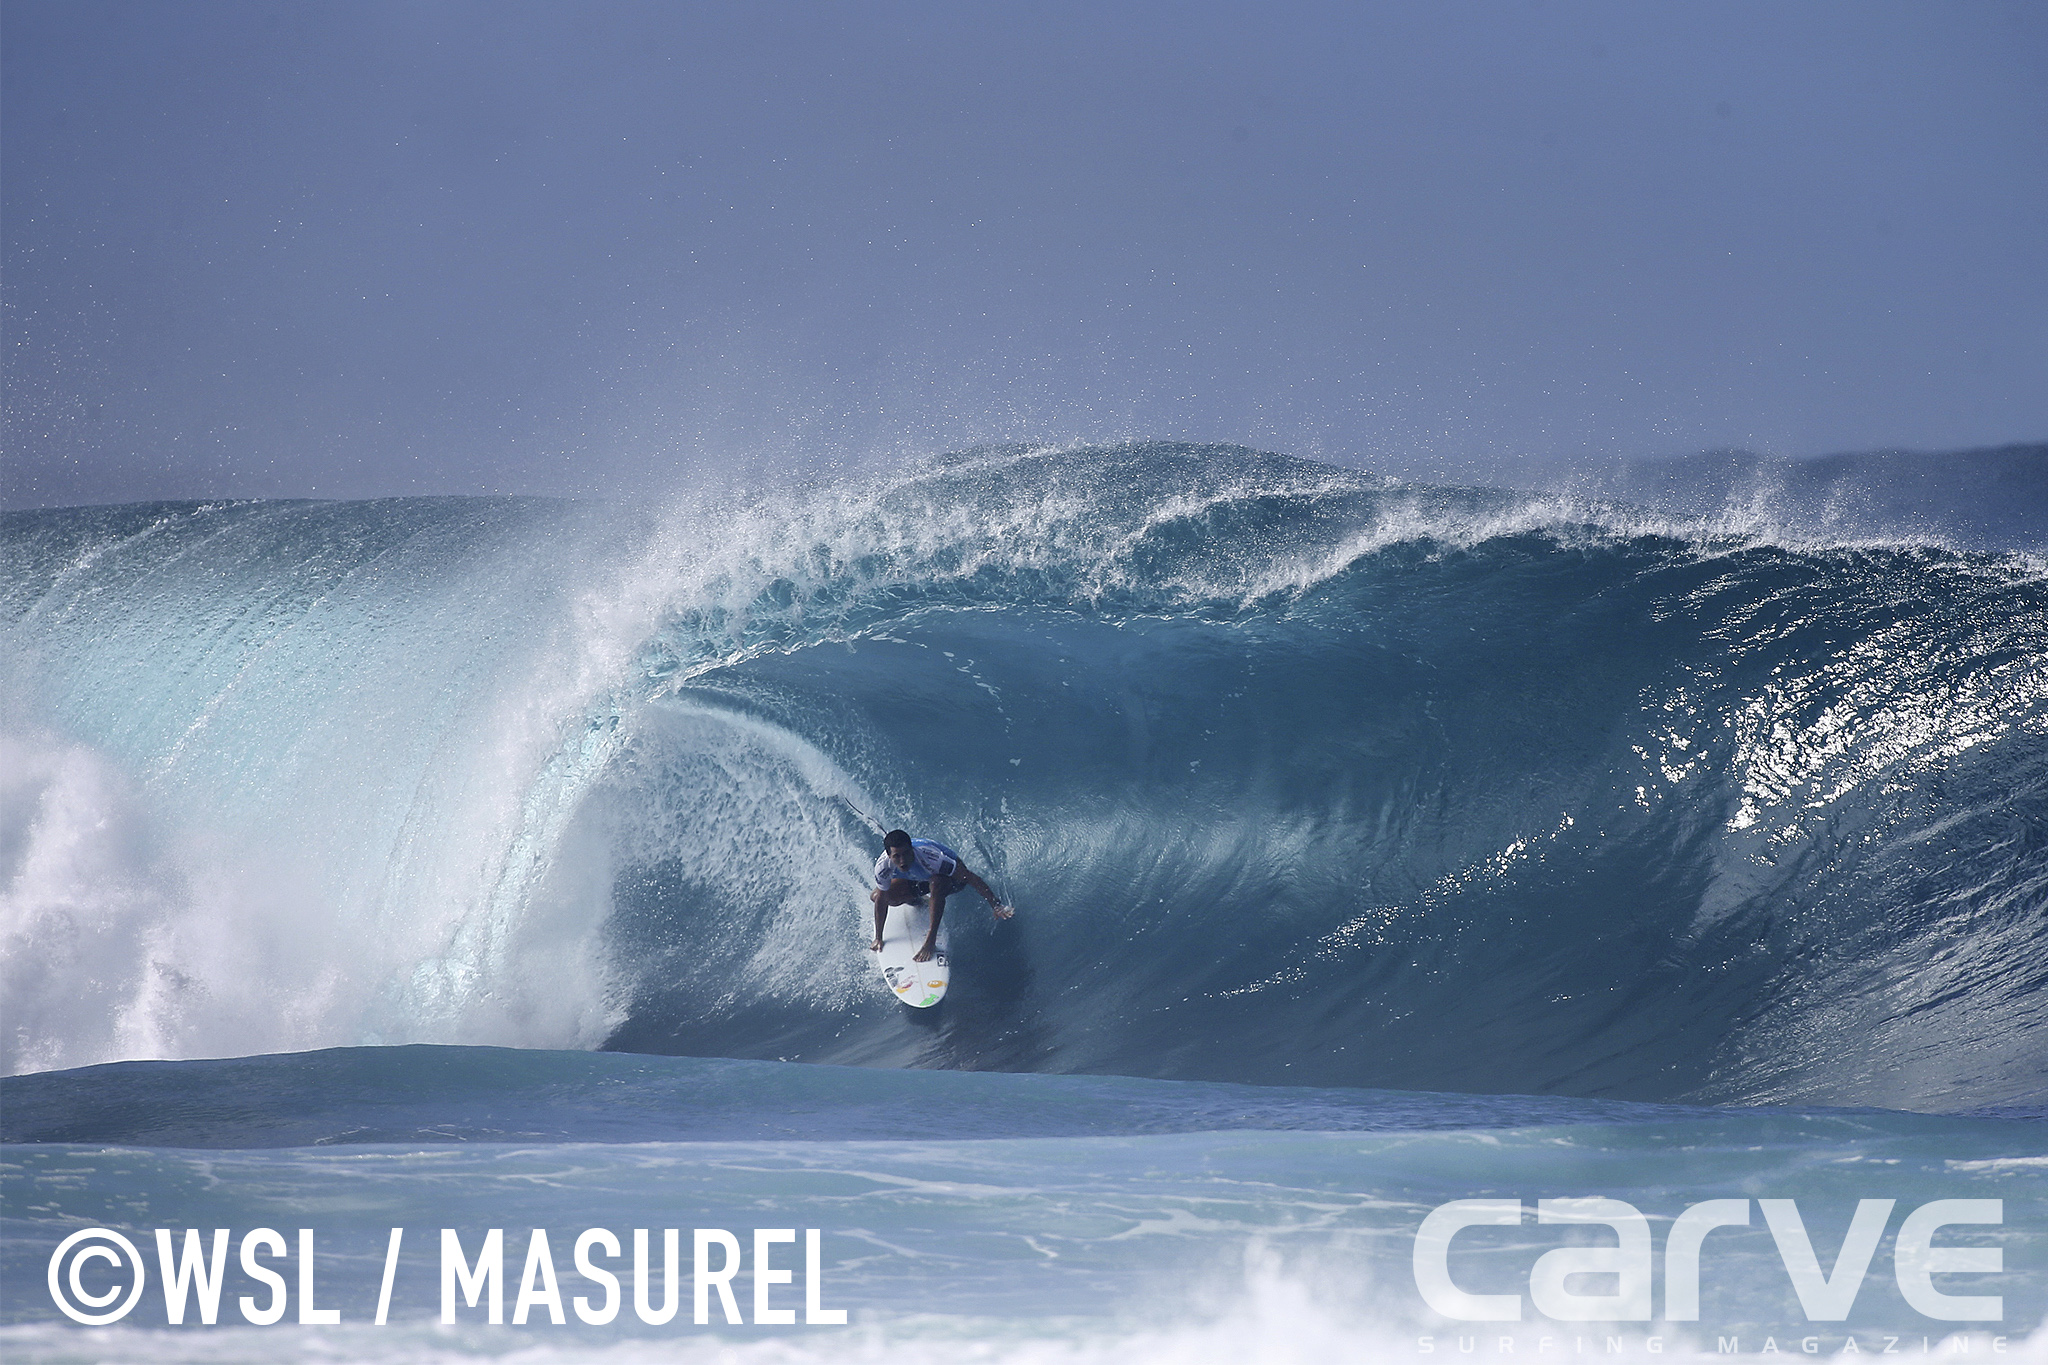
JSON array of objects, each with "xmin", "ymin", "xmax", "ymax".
[
  {"xmin": 869, "ymin": 880, "xmax": 889, "ymax": 951},
  {"xmin": 955, "ymin": 863, "xmax": 1013, "ymax": 919}
]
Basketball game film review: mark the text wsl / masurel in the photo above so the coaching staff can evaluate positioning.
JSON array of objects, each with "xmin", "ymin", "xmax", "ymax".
[{"xmin": 45, "ymin": 1227, "xmax": 847, "ymax": 1327}]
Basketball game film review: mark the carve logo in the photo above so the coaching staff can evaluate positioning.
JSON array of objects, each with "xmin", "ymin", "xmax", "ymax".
[{"xmin": 1412, "ymin": 1198, "xmax": 2002, "ymax": 1323}]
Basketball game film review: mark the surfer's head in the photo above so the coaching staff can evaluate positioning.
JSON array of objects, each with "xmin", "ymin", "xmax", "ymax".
[{"xmin": 884, "ymin": 829, "xmax": 914, "ymax": 868}]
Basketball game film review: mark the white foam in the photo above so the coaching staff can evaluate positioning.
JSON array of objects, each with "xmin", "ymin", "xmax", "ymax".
[
  {"xmin": 0, "ymin": 726, "xmax": 186, "ymax": 1073},
  {"xmin": 1, "ymin": 1281, "xmax": 2034, "ymax": 1365}
]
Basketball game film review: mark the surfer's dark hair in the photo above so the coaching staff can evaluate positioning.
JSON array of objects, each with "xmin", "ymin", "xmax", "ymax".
[{"xmin": 883, "ymin": 828, "xmax": 913, "ymax": 850}]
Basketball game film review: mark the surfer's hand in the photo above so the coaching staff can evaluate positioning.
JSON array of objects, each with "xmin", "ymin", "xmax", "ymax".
[
  {"xmin": 992, "ymin": 903, "xmax": 1013, "ymax": 920},
  {"xmin": 869, "ymin": 938, "xmax": 883, "ymax": 952}
]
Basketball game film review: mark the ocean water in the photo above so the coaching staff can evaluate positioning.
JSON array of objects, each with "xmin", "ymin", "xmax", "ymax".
[{"xmin": 3, "ymin": 443, "xmax": 2045, "ymax": 1361}]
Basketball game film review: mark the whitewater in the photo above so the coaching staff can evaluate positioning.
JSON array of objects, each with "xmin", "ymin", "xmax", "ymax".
[{"xmin": 3, "ymin": 443, "xmax": 2045, "ymax": 1360}]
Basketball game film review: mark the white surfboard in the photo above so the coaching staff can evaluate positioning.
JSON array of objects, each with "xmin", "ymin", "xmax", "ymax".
[{"xmin": 871, "ymin": 900, "xmax": 949, "ymax": 1007}]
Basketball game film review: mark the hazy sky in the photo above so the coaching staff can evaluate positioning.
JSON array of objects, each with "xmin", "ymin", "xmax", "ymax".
[{"xmin": 4, "ymin": 0, "xmax": 2045, "ymax": 507}]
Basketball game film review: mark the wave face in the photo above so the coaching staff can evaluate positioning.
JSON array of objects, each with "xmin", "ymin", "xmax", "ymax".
[{"xmin": 5, "ymin": 445, "xmax": 2047, "ymax": 1110}]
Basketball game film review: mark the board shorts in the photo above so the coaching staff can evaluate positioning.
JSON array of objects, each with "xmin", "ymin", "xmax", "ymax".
[{"xmin": 895, "ymin": 869, "xmax": 961, "ymax": 899}]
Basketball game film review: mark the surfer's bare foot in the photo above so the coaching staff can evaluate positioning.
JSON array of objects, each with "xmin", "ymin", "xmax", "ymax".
[{"xmin": 913, "ymin": 944, "xmax": 935, "ymax": 963}]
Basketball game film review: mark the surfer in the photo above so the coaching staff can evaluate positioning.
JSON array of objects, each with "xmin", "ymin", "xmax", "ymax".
[{"xmin": 871, "ymin": 829, "xmax": 1012, "ymax": 962}]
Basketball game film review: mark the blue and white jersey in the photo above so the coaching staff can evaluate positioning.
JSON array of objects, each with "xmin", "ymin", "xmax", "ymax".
[{"xmin": 874, "ymin": 838, "xmax": 960, "ymax": 888}]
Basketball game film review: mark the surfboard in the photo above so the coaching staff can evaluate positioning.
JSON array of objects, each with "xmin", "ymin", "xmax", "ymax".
[{"xmin": 872, "ymin": 900, "xmax": 949, "ymax": 1007}]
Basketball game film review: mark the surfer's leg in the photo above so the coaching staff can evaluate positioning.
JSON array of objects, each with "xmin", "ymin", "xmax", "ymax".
[{"xmin": 912, "ymin": 872, "xmax": 954, "ymax": 963}]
